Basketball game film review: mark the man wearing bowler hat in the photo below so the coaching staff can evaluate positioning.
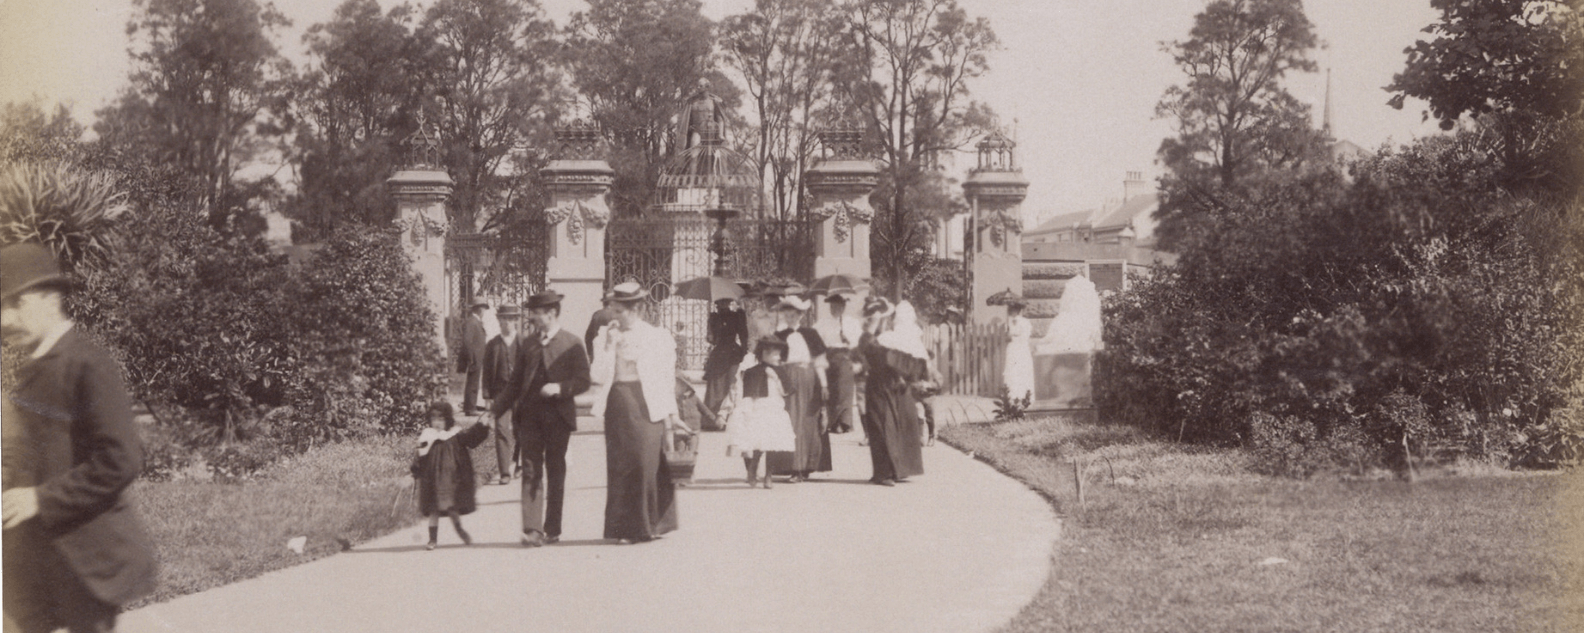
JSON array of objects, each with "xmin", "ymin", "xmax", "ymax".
[
  {"xmin": 2, "ymin": 243, "xmax": 157, "ymax": 633},
  {"xmin": 483, "ymin": 304, "xmax": 526, "ymax": 485},
  {"xmin": 490, "ymin": 290, "xmax": 591, "ymax": 546},
  {"xmin": 458, "ymin": 298, "xmax": 491, "ymax": 415}
]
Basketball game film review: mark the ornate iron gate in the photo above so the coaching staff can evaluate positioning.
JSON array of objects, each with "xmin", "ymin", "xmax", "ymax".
[
  {"xmin": 606, "ymin": 215, "xmax": 818, "ymax": 369},
  {"xmin": 443, "ymin": 224, "xmax": 549, "ymax": 350}
]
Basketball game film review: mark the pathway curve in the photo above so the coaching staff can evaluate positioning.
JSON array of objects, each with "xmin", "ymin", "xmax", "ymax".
[{"xmin": 121, "ymin": 419, "xmax": 1057, "ymax": 633}]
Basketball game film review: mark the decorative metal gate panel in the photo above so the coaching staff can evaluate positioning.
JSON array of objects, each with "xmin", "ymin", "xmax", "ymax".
[
  {"xmin": 443, "ymin": 225, "xmax": 549, "ymax": 350},
  {"xmin": 606, "ymin": 216, "xmax": 818, "ymax": 369}
]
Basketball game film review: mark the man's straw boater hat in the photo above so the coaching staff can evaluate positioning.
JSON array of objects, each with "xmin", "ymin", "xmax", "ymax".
[
  {"xmin": 1, "ymin": 243, "xmax": 70, "ymax": 300},
  {"xmin": 496, "ymin": 305, "xmax": 523, "ymax": 319}
]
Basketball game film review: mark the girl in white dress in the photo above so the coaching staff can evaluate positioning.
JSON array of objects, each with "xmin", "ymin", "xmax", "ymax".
[
  {"xmin": 726, "ymin": 338, "xmax": 798, "ymax": 488},
  {"xmin": 1003, "ymin": 300, "xmax": 1035, "ymax": 403}
]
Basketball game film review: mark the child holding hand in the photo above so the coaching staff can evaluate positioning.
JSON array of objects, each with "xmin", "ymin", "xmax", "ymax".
[{"xmin": 411, "ymin": 401, "xmax": 490, "ymax": 550}]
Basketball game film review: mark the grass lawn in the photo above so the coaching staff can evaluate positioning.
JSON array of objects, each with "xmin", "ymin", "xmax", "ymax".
[
  {"xmin": 942, "ymin": 416, "xmax": 1584, "ymax": 633},
  {"xmin": 128, "ymin": 429, "xmax": 504, "ymax": 608}
]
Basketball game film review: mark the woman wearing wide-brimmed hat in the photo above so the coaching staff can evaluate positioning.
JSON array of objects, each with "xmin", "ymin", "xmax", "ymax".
[
  {"xmin": 589, "ymin": 282, "xmax": 681, "ymax": 543},
  {"xmin": 856, "ymin": 297, "xmax": 927, "ymax": 485},
  {"xmin": 764, "ymin": 294, "xmax": 832, "ymax": 482}
]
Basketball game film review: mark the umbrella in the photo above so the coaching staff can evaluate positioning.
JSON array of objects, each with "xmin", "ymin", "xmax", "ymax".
[
  {"xmin": 674, "ymin": 276, "xmax": 745, "ymax": 301},
  {"xmin": 809, "ymin": 273, "xmax": 870, "ymax": 296},
  {"xmin": 985, "ymin": 289, "xmax": 1025, "ymax": 307}
]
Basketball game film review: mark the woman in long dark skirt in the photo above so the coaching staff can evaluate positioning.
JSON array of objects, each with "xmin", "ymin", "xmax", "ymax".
[
  {"xmin": 857, "ymin": 297, "xmax": 926, "ymax": 485},
  {"xmin": 703, "ymin": 298, "xmax": 749, "ymax": 427},
  {"xmin": 767, "ymin": 295, "xmax": 830, "ymax": 482},
  {"xmin": 590, "ymin": 282, "xmax": 681, "ymax": 543}
]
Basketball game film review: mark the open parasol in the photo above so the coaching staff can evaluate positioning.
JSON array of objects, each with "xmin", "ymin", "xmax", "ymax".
[
  {"xmin": 674, "ymin": 276, "xmax": 746, "ymax": 301},
  {"xmin": 809, "ymin": 273, "xmax": 870, "ymax": 296},
  {"xmin": 985, "ymin": 289, "xmax": 1026, "ymax": 307}
]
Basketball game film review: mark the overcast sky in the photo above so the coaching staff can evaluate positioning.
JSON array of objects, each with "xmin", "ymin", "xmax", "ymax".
[{"xmin": 1, "ymin": 0, "xmax": 1447, "ymax": 220}]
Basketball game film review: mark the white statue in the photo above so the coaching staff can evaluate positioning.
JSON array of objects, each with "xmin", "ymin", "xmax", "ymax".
[{"xmin": 1035, "ymin": 275, "xmax": 1103, "ymax": 354}]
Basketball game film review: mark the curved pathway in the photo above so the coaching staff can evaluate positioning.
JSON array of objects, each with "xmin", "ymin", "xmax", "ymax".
[{"xmin": 121, "ymin": 419, "xmax": 1058, "ymax": 633}]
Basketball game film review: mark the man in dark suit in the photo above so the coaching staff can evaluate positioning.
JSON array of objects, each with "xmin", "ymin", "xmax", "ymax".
[
  {"xmin": 2, "ymin": 243, "xmax": 157, "ymax": 633},
  {"xmin": 490, "ymin": 290, "xmax": 591, "ymax": 547},
  {"xmin": 458, "ymin": 298, "xmax": 490, "ymax": 415},
  {"xmin": 482, "ymin": 304, "xmax": 525, "ymax": 485}
]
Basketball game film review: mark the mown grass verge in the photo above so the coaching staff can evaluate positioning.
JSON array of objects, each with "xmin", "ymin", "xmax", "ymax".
[
  {"xmin": 942, "ymin": 415, "xmax": 1584, "ymax": 633},
  {"xmin": 128, "ymin": 430, "xmax": 503, "ymax": 608}
]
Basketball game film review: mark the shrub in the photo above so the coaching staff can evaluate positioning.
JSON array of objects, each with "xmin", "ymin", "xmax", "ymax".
[
  {"xmin": 993, "ymin": 385, "xmax": 1031, "ymax": 422},
  {"xmin": 282, "ymin": 227, "xmax": 447, "ymax": 445},
  {"xmin": 75, "ymin": 203, "xmax": 295, "ymax": 441},
  {"xmin": 1097, "ymin": 132, "xmax": 1581, "ymax": 474},
  {"xmin": 78, "ymin": 209, "xmax": 445, "ymax": 465}
]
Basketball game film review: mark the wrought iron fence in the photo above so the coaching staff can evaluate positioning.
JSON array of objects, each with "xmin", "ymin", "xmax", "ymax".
[{"xmin": 606, "ymin": 215, "xmax": 818, "ymax": 369}]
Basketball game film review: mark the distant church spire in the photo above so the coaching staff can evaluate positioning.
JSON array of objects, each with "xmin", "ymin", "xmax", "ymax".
[{"xmin": 1322, "ymin": 67, "xmax": 1334, "ymax": 136}]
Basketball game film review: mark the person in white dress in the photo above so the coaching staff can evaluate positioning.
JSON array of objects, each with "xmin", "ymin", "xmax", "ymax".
[
  {"xmin": 725, "ymin": 338, "xmax": 798, "ymax": 488},
  {"xmin": 1002, "ymin": 299, "xmax": 1035, "ymax": 403}
]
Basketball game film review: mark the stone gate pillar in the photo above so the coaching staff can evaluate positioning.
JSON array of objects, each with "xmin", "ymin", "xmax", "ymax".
[
  {"xmin": 539, "ymin": 119, "xmax": 613, "ymax": 335},
  {"xmin": 962, "ymin": 132, "xmax": 1028, "ymax": 325},
  {"xmin": 387, "ymin": 125, "xmax": 454, "ymax": 357},
  {"xmin": 805, "ymin": 127, "xmax": 877, "ymax": 283}
]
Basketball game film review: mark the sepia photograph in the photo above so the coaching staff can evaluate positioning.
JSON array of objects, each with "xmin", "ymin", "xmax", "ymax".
[{"xmin": 1, "ymin": 0, "xmax": 1581, "ymax": 631}]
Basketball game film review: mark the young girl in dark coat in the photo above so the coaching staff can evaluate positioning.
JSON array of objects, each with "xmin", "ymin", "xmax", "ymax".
[{"xmin": 411, "ymin": 401, "xmax": 490, "ymax": 550}]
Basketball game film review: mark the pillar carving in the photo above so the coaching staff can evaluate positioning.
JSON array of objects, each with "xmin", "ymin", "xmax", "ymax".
[
  {"xmin": 539, "ymin": 119, "xmax": 614, "ymax": 334},
  {"xmin": 805, "ymin": 128, "xmax": 877, "ymax": 280}
]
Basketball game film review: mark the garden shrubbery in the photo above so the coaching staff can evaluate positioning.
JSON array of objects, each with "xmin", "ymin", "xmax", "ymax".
[
  {"xmin": 73, "ymin": 205, "xmax": 446, "ymax": 477},
  {"xmin": 1096, "ymin": 132, "xmax": 1584, "ymax": 475}
]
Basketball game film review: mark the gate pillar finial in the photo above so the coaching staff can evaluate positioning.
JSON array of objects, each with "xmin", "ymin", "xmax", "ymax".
[{"xmin": 540, "ymin": 118, "xmax": 614, "ymax": 337}]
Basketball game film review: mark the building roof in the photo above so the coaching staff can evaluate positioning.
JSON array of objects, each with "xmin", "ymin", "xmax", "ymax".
[
  {"xmin": 1023, "ymin": 192, "xmax": 1159, "ymax": 237},
  {"xmin": 1088, "ymin": 192, "xmax": 1158, "ymax": 232},
  {"xmin": 1024, "ymin": 209, "xmax": 1096, "ymax": 236}
]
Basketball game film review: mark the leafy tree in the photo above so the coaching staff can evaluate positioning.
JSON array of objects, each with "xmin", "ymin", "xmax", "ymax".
[
  {"xmin": 0, "ymin": 101, "xmax": 86, "ymax": 165},
  {"xmin": 564, "ymin": 0, "xmax": 738, "ymax": 218},
  {"xmin": 285, "ymin": 0, "xmax": 434, "ymax": 238},
  {"xmin": 421, "ymin": 0, "xmax": 562, "ymax": 233},
  {"xmin": 831, "ymin": 0, "xmax": 997, "ymax": 300},
  {"xmin": 1386, "ymin": 0, "xmax": 1583, "ymax": 197},
  {"xmin": 1153, "ymin": 0, "xmax": 1329, "ymax": 251},
  {"xmin": 96, "ymin": 0, "xmax": 293, "ymax": 225},
  {"xmin": 720, "ymin": 0, "xmax": 845, "ymax": 219}
]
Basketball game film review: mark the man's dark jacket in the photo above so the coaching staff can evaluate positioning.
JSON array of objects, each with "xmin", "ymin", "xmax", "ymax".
[
  {"xmin": 490, "ymin": 329, "xmax": 592, "ymax": 431},
  {"xmin": 482, "ymin": 333, "xmax": 520, "ymax": 401},
  {"xmin": 457, "ymin": 313, "xmax": 487, "ymax": 373},
  {"xmin": 4, "ymin": 328, "xmax": 157, "ymax": 606}
]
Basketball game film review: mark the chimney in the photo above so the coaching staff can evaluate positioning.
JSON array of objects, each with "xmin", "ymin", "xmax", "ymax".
[{"xmin": 1123, "ymin": 171, "xmax": 1147, "ymax": 201}]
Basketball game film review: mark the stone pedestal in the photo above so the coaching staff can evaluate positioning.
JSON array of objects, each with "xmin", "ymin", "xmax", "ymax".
[
  {"xmin": 1031, "ymin": 352, "xmax": 1093, "ymax": 410},
  {"xmin": 387, "ymin": 168, "xmax": 453, "ymax": 356},
  {"xmin": 540, "ymin": 158, "xmax": 614, "ymax": 338},
  {"xmin": 963, "ymin": 169, "xmax": 1028, "ymax": 325}
]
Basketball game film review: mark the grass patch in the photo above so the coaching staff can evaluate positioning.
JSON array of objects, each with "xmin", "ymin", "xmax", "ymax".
[
  {"xmin": 943, "ymin": 416, "xmax": 1584, "ymax": 633},
  {"xmin": 129, "ymin": 429, "xmax": 505, "ymax": 607}
]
